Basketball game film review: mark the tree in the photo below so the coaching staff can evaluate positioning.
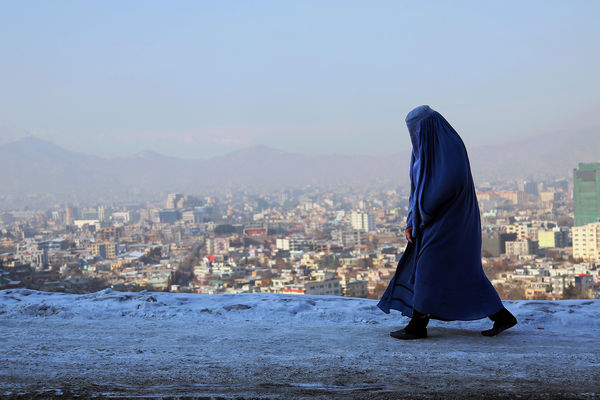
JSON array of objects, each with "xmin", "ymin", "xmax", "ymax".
[
  {"xmin": 368, "ymin": 283, "xmax": 387, "ymax": 300},
  {"xmin": 357, "ymin": 257, "xmax": 374, "ymax": 270},
  {"xmin": 275, "ymin": 257, "xmax": 290, "ymax": 270},
  {"xmin": 495, "ymin": 283, "xmax": 525, "ymax": 300},
  {"xmin": 174, "ymin": 245, "xmax": 200, "ymax": 286},
  {"xmin": 562, "ymin": 283, "xmax": 579, "ymax": 299},
  {"xmin": 260, "ymin": 270, "xmax": 273, "ymax": 287},
  {"xmin": 214, "ymin": 224, "xmax": 235, "ymax": 235},
  {"xmin": 140, "ymin": 247, "xmax": 161, "ymax": 265}
]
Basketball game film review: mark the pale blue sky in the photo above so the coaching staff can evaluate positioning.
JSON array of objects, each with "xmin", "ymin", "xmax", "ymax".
[{"xmin": 1, "ymin": 1, "xmax": 599, "ymax": 158}]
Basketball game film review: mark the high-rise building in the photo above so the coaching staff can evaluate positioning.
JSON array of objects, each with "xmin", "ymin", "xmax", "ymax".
[
  {"xmin": 166, "ymin": 193, "xmax": 185, "ymax": 209},
  {"xmin": 350, "ymin": 211, "xmax": 375, "ymax": 232},
  {"xmin": 158, "ymin": 210, "xmax": 179, "ymax": 224},
  {"xmin": 521, "ymin": 180, "xmax": 539, "ymax": 197},
  {"xmin": 98, "ymin": 206, "xmax": 112, "ymax": 222},
  {"xmin": 65, "ymin": 205, "xmax": 79, "ymax": 225},
  {"xmin": 574, "ymin": 163, "xmax": 600, "ymax": 226}
]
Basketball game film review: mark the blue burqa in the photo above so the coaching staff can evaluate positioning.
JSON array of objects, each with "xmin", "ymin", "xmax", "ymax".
[{"xmin": 377, "ymin": 105, "xmax": 504, "ymax": 321}]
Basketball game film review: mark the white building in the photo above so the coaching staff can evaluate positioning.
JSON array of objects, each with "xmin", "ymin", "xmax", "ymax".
[
  {"xmin": 276, "ymin": 237, "xmax": 307, "ymax": 251},
  {"xmin": 73, "ymin": 219, "xmax": 101, "ymax": 231},
  {"xmin": 112, "ymin": 211, "xmax": 131, "ymax": 223},
  {"xmin": 350, "ymin": 211, "xmax": 375, "ymax": 232},
  {"xmin": 281, "ymin": 278, "xmax": 342, "ymax": 296}
]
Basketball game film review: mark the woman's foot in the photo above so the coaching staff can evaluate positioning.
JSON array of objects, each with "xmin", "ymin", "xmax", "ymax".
[
  {"xmin": 481, "ymin": 307, "xmax": 517, "ymax": 336},
  {"xmin": 390, "ymin": 309, "xmax": 429, "ymax": 340},
  {"xmin": 390, "ymin": 326, "xmax": 427, "ymax": 340}
]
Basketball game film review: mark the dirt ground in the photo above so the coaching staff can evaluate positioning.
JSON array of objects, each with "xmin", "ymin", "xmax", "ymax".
[{"xmin": 1, "ymin": 320, "xmax": 598, "ymax": 399}]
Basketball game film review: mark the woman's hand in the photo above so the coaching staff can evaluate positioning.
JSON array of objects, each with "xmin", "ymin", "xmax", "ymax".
[{"xmin": 405, "ymin": 227, "xmax": 414, "ymax": 243}]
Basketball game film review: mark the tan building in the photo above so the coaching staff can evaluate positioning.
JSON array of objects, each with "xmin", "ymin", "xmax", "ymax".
[
  {"xmin": 105, "ymin": 242, "xmax": 118, "ymax": 259},
  {"xmin": 90, "ymin": 242, "xmax": 106, "ymax": 258},
  {"xmin": 506, "ymin": 223, "xmax": 538, "ymax": 241},
  {"xmin": 98, "ymin": 226, "xmax": 122, "ymax": 242},
  {"xmin": 539, "ymin": 191, "xmax": 557, "ymax": 210},
  {"xmin": 340, "ymin": 279, "xmax": 369, "ymax": 298},
  {"xmin": 572, "ymin": 222, "xmax": 600, "ymax": 262},
  {"xmin": 525, "ymin": 287, "xmax": 548, "ymax": 300}
]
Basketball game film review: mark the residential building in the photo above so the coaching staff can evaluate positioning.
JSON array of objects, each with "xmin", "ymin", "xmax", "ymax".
[
  {"xmin": 340, "ymin": 279, "xmax": 369, "ymax": 298},
  {"xmin": 505, "ymin": 240, "xmax": 538, "ymax": 256},
  {"xmin": 572, "ymin": 222, "xmax": 600, "ymax": 262}
]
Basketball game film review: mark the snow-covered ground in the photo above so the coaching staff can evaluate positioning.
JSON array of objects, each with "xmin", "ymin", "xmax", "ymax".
[{"xmin": 1, "ymin": 289, "xmax": 599, "ymax": 399}]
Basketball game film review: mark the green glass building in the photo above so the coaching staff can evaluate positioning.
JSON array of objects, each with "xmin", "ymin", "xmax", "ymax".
[{"xmin": 574, "ymin": 162, "xmax": 600, "ymax": 226}]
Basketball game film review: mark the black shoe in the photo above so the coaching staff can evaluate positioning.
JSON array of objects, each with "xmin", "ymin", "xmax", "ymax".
[
  {"xmin": 482, "ymin": 308, "xmax": 517, "ymax": 337},
  {"xmin": 390, "ymin": 327, "xmax": 427, "ymax": 340},
  {"xmin": 390, "ymin": 309, "xmax": 429, "ymax": 340}
]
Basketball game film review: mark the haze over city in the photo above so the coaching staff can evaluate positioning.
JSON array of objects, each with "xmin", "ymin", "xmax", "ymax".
[{"xmin": 1, "ymin": 1, "xmax": 599, "ymax": 159}]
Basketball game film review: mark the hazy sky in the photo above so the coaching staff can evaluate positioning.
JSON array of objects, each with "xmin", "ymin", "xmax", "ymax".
[{"xmin": 1, "ymin": 1, "xmax": 599, "ymax": 158}]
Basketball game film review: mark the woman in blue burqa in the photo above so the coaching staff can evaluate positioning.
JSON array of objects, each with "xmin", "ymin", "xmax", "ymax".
[{"xmin": 377, "ymin": 105, "xmax": 517, "ymax": 340}]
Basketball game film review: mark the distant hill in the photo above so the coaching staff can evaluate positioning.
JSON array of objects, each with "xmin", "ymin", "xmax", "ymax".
[
  {"xmin": 0, "ymin": 128, "xmax": 598, "ymax": 200},
  {"xmin": 0, "ymin": 137, "xmax": 408, "ymax": 199},
  {"xmin": 468, "ymin": 128, "xmax": 600, "ymax": 181}
]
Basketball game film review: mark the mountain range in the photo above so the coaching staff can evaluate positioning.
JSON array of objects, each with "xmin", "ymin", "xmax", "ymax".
[{"xmin": 0, "ymin": 129, "xmax": 598, "ymax": 201}]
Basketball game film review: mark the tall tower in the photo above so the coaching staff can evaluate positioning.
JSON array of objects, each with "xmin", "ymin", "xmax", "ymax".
[
  {"xmin": 65, "ymin": 205, "xmax": 78, "ymax": 225},
  {"xmin": 574, "ymin": 163, "xmax": 600, "ymax": 226}
]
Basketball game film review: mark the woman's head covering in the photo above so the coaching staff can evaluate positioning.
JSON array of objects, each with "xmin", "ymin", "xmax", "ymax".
[{"xmin": 405, "ymin": 105, "xmax": 434, "ymax": 150}]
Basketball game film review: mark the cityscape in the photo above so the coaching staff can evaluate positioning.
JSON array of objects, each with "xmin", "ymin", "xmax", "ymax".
[
  {"xmin": 1, "ymin": 2, "xmax": 599, "ymax": 398},
  {"xmin": 2, "ymin": 162, "xmax": 599, "ymax": 301}
]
